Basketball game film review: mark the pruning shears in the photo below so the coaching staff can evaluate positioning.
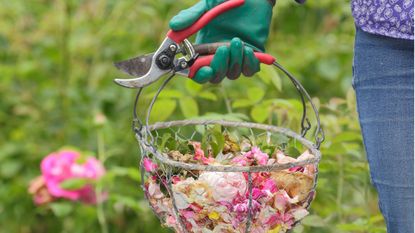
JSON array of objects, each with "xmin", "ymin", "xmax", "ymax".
[{"xmin": 113, "ymin": 0, "xmax": 275, "ymax": 88}]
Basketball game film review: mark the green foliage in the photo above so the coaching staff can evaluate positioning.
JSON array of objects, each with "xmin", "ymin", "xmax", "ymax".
[{"xmin": 0, "ymin": 0, "xmax": 385, "ymax": 233}]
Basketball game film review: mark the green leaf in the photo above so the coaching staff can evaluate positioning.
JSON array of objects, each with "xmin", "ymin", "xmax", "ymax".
[
  {"xmin": 166, "ymin": 136, "xmax": 179, "ymax": 151},
  {"xmin": 110, "ymin": 167, "xmax": 141, "ymax": 182},
  {"xmin": 286, "ymin": 146, "xmax": 302, "ymax": 157},
  {"xmin": 149, "ymin": 99, "xmax": 177, "ymax": 122},
  {"xmin": 211, "ymin": 130, "xmax": 225, "ymax": 156},
  {"xmin": 160, "ymin": 133, "xmax": 173, "ymax": 150},
  {"xmin": 301, "ymin": 215, "xmax": 326, "ymax": 227},
  {"xmin": 145, "ymin": 90, "xmax": 183, "ymax": 99},
  {"xmin": 336, "ymin": 223, "xmax": 366, "ymax": 231},
  {"xmin": 198, "ymin": 91, "xmax": 217, "ymax": 101},
  {"xmin": 185, "ymin": 79, "xmax": 203, "ymax": 96},
  {"xmin": 0, "ymin": 160, "xmax": 22, "ymax": 178},
  {"xmin": 111, "ymin": 194, "xmax": 141, "ymax": 211},
  {"xmin": 232, "ymin": 99, "xmax": 254, "ymax": 108},
  {"xmin": 247, "ymin": 87, "xmax": 265, "ymax": 102},
  {"xmin": 250, "ymin": 104, "xmax": 268, "ymax": 123},
  {"xmin": 257, "ymin": 64, "xmax": 282, "ymax": 91},
  {"xmin": 50, "ymin": 203, "xmax": 73, "ymax": 217},
  {"xmin": 271, "ymin": 70, "xmax": 282, "ymax": 91},
  {"xmin": 59, "ymin": 178, "xmax": 89, "ymax": 190},
  {"xmin": 194, "ymin": 113, "xmax": 249, "ymax": 121},
  {"xmin": 292, "ymin": 225, "xmax": 304, "ymax": 233},
  {"xmin": 332, "ymin": 131, "xmax": 362, "ymax": 143},
  {"xmin": 179, "ymin": 98, "xmax": 198, "ymax": 118}
]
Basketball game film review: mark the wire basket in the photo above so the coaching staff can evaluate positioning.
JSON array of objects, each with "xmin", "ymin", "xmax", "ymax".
[{"xmin": 132, "ymin": 62, "xmax": 324, "ymax": 233}]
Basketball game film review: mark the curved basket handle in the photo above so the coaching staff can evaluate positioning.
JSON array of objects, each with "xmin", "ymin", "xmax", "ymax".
[{"xmin": 133, "ymin": 62, "xmax": 324, "ymax": 149}]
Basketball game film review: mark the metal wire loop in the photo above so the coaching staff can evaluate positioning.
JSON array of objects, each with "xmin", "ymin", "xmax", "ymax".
[{"xmin": 133, "ymin": 62, "xmax": 324, "ymax": 148}]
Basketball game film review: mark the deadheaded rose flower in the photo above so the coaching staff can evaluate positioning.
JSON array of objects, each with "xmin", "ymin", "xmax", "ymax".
[
  {"xmin": 143, "ymin": 157, "xmax": 158, "ymax": 173},
  {"xmin": 198, "ymin": 172, "xmax": 247, "ymax": 203}
]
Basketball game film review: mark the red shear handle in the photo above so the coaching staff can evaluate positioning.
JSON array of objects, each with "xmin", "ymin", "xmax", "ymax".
[
  {"xmin": 167, "ymin": 0, "xmax": 245, "ymax": 43},
  {"xmin": 188, "ymin": 53, "xmax": 275, "ymax": 78}
]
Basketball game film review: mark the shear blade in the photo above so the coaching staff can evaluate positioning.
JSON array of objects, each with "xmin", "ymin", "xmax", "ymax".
[{"xmin": 113, "ymin": 53, "xmax": 154, "ymax": 77}]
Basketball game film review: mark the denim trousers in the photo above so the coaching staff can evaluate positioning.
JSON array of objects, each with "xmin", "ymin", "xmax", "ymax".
[{"xmin": 353, "ymin": 27, "xmax": 414, "ymax": 233}]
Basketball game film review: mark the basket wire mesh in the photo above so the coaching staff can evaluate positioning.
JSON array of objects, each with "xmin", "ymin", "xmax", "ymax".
[{"xmin": 132, "ymin": 62, "xmax": 324, "ymax": 233}]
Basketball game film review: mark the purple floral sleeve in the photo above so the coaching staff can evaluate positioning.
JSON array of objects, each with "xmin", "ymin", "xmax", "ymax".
[{"xmin": 351, "ymin": 0, "xmax": 414, "ymax": 40}]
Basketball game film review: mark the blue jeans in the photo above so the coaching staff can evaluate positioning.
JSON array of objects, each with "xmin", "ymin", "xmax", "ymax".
[{"xmin": 353, "ymin": 27, "xmax": 414, "ymax": 233}]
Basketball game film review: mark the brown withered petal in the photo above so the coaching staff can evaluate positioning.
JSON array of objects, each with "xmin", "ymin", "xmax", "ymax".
[
  {"xmin": 28, "ymin": 176, "xmax": 56, "ymax": 205},
  {"xmin": 271, "ymin": 171, "xmax": 314, "ymax": 202}
]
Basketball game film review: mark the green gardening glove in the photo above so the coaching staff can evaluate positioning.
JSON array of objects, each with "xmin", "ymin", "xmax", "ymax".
[{"xmin": 169, "ymin": 0, "xmax": 274, "ymax": 84}]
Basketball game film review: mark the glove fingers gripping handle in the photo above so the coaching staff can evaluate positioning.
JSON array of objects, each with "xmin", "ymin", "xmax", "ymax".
[{"xmin": 188, "ymin": 53, "xmax": 275, "ymax": 78}]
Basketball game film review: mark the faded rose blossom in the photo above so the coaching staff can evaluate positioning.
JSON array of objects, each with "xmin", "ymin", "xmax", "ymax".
[
  {"xmin": 275, "ymin": 151, "xmax": 297, "ymax": 164},
  {"xmin": 266, "ymin": 212, "xmax": 295, "ymax": 230},
  {"xmin": 231, "ymin": 155, "xmax": 250, "ymax": 166},
  {"xmin": 273, "ymin": 190, "xmax": 299, "ymax": 211},
  {"xmin": 173, "ymin": 177, "xmax": 213, "ymax": 209},
  {"xmin": 288, "ymin": 166, "xmax": 305, "ymax": 172},
  {"xmin": 143, "ymin": 157, "xmax": 158, "ymax": 173},
  {"xmin": 144, "ymin": 148, "xmax": 316, "ymax": 232},
  {"xmin": 261, "ymin": 178, "xmax": 278, "ymax": 193},
  {"xmin": 232, "ymin": 146, "xmax": 269, "ymax": 166},
  {"xmin": 189, "ymin": 203, "xmax": 203, "ymax": 213},
  {"xmin": 165, "ymin": 215, "xmax": 176, "ymax": 227},
  {"xmin": 249, "ymin": 178, "xmax": 277, "ymax": 201},
  {"xmin": 250, "ymin": 224, "xmax": 268, "ymax": 233},
  {"xmin": 290, "ymin": 208, "xmax": 309, "ymax": 221},
  {"xmin": 232, "ymin": 198, "xmax": 261, "ymax": 227},
  {"xmin": 233, "ymin": 198, "xmax": 261, "ymax": 214},
  {"xmin": 40, "ymin": 149, "xmax": 106, "ymax": 204},
  {"xmin": 247, "ymin": 172, "xmax": 271, "ymax": 186},
  {"xmin": 296, "ymin": 150, "xmax": 316, "ymax": 176},
  {"xmin": 249, "ymin": 147, "xmax": 269, "ymax": 165},
  {"xmin": 198, "ymin": 172, "xmax": 247, "ymax": 203},
  {"xmin": 147, "ymin": 181, "xmax": 164, "ymax": 199},
  {"xmin": 251, "ymin": 188, "xmax": 266, "ymax": 200},
  {"xmin": 171, "ymin": 175, "xmax": 181, "ymax": 184},
  {"xmin": 190, "ymin": 141, "xmax": 214, "ymax": 165},
  {"xmin": 28, "ymin": 176, "xmax": 55, "ymax": 205}
]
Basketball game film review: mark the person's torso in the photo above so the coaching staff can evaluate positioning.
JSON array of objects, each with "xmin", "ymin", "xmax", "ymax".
[{"xmin": 351, "ymin": 0, "xmax": 414, "ymax": 40}]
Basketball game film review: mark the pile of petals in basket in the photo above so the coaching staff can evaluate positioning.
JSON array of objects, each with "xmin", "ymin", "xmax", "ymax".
[{"xmin": 143, "ymin": 138, "xmax": 316, "ymax": 233}]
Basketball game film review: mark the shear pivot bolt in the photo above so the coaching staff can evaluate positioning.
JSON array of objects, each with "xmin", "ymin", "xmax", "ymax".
[
  {"xmin": 157, "ymin": 54, "xmax": 172, "ymax": 69},
  {"xmin": 180, "ymin": 61, "xmax": 187, "ymax": 68},
  {"xmin": 169, "ymin": 45, "xmax": 177, "ymax": 52}
]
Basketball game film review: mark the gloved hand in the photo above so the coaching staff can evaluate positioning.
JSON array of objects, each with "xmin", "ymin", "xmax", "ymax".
[{"xmin": 169, "ymin": 0, "xmax": 274, "ymax": 83}]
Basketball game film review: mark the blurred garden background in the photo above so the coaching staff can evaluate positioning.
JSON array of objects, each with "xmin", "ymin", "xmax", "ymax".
[{"xmin": 0, "ymin": 0, "xmax": 387, "ymax": 232}]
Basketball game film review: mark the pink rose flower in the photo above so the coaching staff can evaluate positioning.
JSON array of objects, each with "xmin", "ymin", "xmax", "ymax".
[
  {"xmin": 166, "ymin": 215, "xmax": 176, "ymax": 227},
  {"xmin": 40, "ymin": 149, "xmax": 105, "ymax": 204},
  {"xmin": 190, "ymin": 141, "xmax": 214, "ymax": 165},
  {"xmin": 147, "ymin": 181, "xmax": 164, "ymax": 199},
  {"xmin": 266, "ymin": 212, "xmax": 294, "ymax": 229},
  {"xmin": 199, "ymin": 172, "xmax": 247, "ymax": 202},
  {"xmin": 171, "ymin": 175, "xmax": 181, "ymax": 184},
  {"xmin": 232, "ymin": 199, "xmax": 261, "ymax": 227},
  {"xmin": 249, "ymin": 147, "xmax": 269, "ymax": 165},
  {"xmin": 143, "ymin": 157, "xmax": 158, "ymax": 173},
  {"xmin": 232, "ymin": 147, "xmax": 269, "ymax": 166},
  {"xmin": 262, "ymin": 178, "xmax": 278, "ymax": 193},
  {"xmin": 251, "ymin": 188, "xmax": 266, "ymax": 200},
  {"xmin": 288, "ymin": 166, "xmax": 305, "ymax": 172},
  {"xmin": 248, "ymin": 172, "xmax": 271, "ymax": 186}
]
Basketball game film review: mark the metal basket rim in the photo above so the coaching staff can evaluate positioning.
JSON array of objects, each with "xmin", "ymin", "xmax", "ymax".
[{"xmin": 138, "ymin": 119, "xmax": 321, "ymax": 172}]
